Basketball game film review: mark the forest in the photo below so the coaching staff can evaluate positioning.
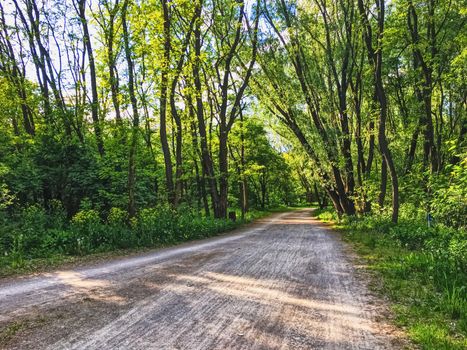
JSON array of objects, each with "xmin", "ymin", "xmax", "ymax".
[{"xmin": 0, "ymin": 0, "xmax": 465, "ymax": 347}]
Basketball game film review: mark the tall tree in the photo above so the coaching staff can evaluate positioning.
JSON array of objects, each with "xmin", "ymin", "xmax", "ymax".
[
  {"xmin": 122, "ymin": 0, "xmax": 140, "ymax": 217},
  {"xmin": 358, "ymin": 0, "xmax": 399, "ymax": 222},
  {"xmin": 76, "ymin": 0, "xmax": 105, "ymax": 155}
]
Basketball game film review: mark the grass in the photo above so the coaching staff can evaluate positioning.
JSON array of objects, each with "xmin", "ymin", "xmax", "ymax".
[
  {"xmin": 314, "ymin": 207, "xmax": 467, "ymax": 350},
  {"xmin": 0, "ymin": 322, "xmax": 25, "ymax": 345},
  {"xmin": 0, "ymin": 315, "xmax": 48, "ymax": 348},
  {"xmin": 0, "ymin": 206, "xmax": 290, "ymax": 278}
]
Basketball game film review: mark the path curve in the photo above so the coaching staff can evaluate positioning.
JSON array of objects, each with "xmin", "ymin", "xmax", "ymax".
[{"xmin": 0, "ymin": 209, "xmax": 404, "ymax": 349}]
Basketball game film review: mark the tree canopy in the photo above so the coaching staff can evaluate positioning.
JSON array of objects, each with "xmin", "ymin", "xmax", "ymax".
[{"xmin": 0, "ymin": 0, "xmax": 465, "ymax": 225}]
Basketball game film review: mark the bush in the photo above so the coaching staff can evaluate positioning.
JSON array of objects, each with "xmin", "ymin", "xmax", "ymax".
[
  {"xmin": 0, "ymin": 202, "xmax": 268, "ymax": 277},
  {"xmin": 19, "ymin": 205, "xmax": 48, "ymax": 256},
  {"xmin": 334, "ymin": 208, "xmax": 467, "ymax": 348},
  {"xmin": 431, "ymin": 157, "xmax": 467, "ymax": 229},
  {"xmin": 136, "ymin": 206, "xmax": 177, "ymax": 245},
  {"xmin": 389, "ymin": 222, "xmax": 436, "ymax": 250},
  {"xmin": 41, "ymin": 229, "xmax": 78, "ymax": 255},
  {"xmin": 70, "ymin": 209, "xmax": 103, "ymax": 254},
  {"xmin": 47, "ymin": 199, "xmax": 67, "ymax": 229},
  {"xmin": 106, "ymin": 208, "xmax": 133, "ymax": 249}
]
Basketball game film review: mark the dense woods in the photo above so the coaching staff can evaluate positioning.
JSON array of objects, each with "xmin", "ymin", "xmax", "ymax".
[
  {"xmin": 0, "ymin": 0, "xmax": 305, "ymax": 220},
  {"xmin": 0, "ymin": 0, "xmax": 466, "ymax": 346},
  {"xmin": 1, "ymin": 0, "xmax": 465, "ymax": 222}
]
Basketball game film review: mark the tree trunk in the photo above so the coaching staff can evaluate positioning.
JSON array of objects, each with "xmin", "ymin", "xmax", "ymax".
[
  {"xmin": 407, "ymin": 0, "xmax": 438, "ymax": 172},
  {"xmin": 240, "ymin": 111, "xmax": 248, "ymax": 219},
  {"xmin": 405, "ymin": 126, "xmax": 419, "ymax": 174},
  {"xmin": 104, "ymin": 3, "xmax": 122, "ymax": 129},
  {"xmin": 314, "ymin": 184, "xmax": 324, "ymax": 209},
  {"xmin": 78, "ymin": 0, "xmax": 104, "ymax": 156},
  {"xmin": 193, "ymin": 0, "xmax": 220, "ymax": 217},
  {"xmin": 189, "ymin": 98, "xmax": 210, "ymax": 217},
  {"xmin": 358, "ymin": 0, "xmax": 399, "ymax": 222},
  {"xmin": 374, "ymin": 0, "xmax": 399, "ymax": 222},
  {"xmin": 378, "ymin": 158, "xmax": 387, "ymax": 209},
  {"xmin": 160, "ymin": 0, "xmax": 175, "ymax": 205},
  {"xmin": 122, "ymin": 0, "xmax": 139, "ymax": 218}
]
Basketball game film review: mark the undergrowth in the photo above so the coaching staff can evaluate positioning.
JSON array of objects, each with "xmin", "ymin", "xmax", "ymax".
[
  {"xmin": 314, "ymin": 205, "xmax": 467, "ymax": 350},
  {"xmin": 0, "ymin": 204, "xmax": 276, "ymax": 277}
]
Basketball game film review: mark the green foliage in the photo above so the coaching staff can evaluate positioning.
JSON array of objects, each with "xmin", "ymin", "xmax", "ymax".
[
  {"xmin": 70, "ymin": 209, "xmax": 103, "ymax": 254},
  {"xmin": 19, "ymin": 205, "xmax": 48, "ymax": 255},
  {"xmin": 0, "ymin": 204, "xmax": 268, "ymax": 276},
  {"xmin": 229, "ymin": 118, "xmax": 302, "ymax": 209},
  {"xmin": 136, "ymin": 206, "xmax": 177, "ymax": 245},
  {"xmin": 431, "ymin": 155, "xmax": 467, "ymax": 229},
  {"xmin": 322, "ymin": 205, "xmax": 467, "ymax": 349},
  {"xmin": 314, "ymin": 207, "xmax": 339, "ymax": 222}
]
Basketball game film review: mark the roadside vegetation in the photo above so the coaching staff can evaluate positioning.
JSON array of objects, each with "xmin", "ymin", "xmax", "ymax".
[
  {"xmin": 0, "ymin": 206, "xmax": 284, "ymax": 277},
  {"xmin": 315, "ymin": 204, "xmax": 467, "ymax": 350}
]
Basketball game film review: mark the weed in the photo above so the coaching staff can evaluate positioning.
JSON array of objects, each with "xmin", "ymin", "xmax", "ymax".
[
  {"xmin": 0, "ymin": 207, "xmax": 274, "ymax": 277},
  {"xmin": 316, "ymin": 206, "xmax": 467, "ymax": 349},
  {"xmin": 0, "ymin": 321, "xmax": 25, "ymax": 345}
]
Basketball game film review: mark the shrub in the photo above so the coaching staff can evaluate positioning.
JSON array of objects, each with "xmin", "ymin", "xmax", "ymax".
[
  {"xmin": 0, "ymin": 203, "xmax": 266, "ymax": 275},
  {"xmin": 47, "ymin": 199, "xmax": 66, "ymax": 229},
  {"xmin": 137, "ymin": 206, "xmax": 177, "ymax": 245},
  {"xmin": 106, "ymin": 208, "xmax": 133, "ymax": 249},
  {"xmin": 19, "ymin": 205, "xmax": 48, "ymax": 256},
  {"xmin": 107, "ymin": 207, "xmax": 128, "ymax": 226},
  {"xmin": 70, "ymin": 209, "xmax": 103, "ymax": 254},
  {"xmin": 389, "ymin": 222, "xmax": 436, "ymax": 250},
  {"xmin": 337, "ymin": 208, "xmax": 467, "ymax": 347},
  {"xmin": 431, "ymin": 157, "xmax": 467, "ymax": 229},
  {"xmin": 41, "ymin": 229, "xmax": 77, "ymax": 255}
]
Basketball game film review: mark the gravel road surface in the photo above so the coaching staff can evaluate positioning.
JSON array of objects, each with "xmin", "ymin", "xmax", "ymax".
[{"xmin": 0, "ymin": 209, "xmax": 406, "ymax": 349}]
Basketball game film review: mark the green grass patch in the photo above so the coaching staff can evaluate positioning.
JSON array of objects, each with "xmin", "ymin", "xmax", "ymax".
[
  {"xmin": 314, "ymin": 207, "xmax": 467, "ymax": 350},
  {"xmin": 0, "ymin": 206, "xmax": 281, "ymax": 278},
  {"xmin": 0, "ymin": 321, "xmax": 26, "ymax": 346}
]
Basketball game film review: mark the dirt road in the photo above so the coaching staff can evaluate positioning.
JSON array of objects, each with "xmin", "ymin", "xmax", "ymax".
[{"xmin": 0, "ymin": 209, "xmax": 405, "ymax": 349}]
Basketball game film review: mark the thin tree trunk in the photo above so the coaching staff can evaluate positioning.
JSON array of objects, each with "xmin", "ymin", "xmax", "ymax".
[
  {"xmin": 314, "ymin": 184, "xmax": 324, "ymax": 209},
  {"xmin": 188, "ymin": 96, "xmax": 210, "ymax": 217},
  {"xmin": 78, "ymin": 0, "xmax": 104, "ymax": 156},
  {"xmin": 358, "ymin": 0, "xmax": 399, "ymax": 222},
  {"xmin": 193, "ymin": 0, "xmax": 221, "ymax": 217},
  {"xmin": 407, "ymin": 0, "xmax": 438, "ymax": 172},
  {"xmin": 378, "ymin": 158, "xmax": 387, "ymax": 209},
  {"xmin": 122, "ymin": 0, "xmax": 139, "ymax": 218},
  {"xmin": 240, "ymin": 110, "xmax": 247, "ymax": 218},
  {"xmin": 405, "ymin": 126, "xmax": 419, "ymax": 174},
  {"xmin": 160, "ymin": 0, "xmax": 175, "ymax": 205},
  {"xmin": 105, "ymin": 2, "xmax": 122, "ymax": 129}
]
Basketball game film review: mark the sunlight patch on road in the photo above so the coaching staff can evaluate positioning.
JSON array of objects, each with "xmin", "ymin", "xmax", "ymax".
[
  {"xmin": 162, "ymin": 271, "xmax": 380, "ymax": 345},
  {"xmin": 52, "ymin": 271, "xmax": 110, "ymax": 290},
  {"xmin": 205, "ymin": 272, "xmax": 362, "ymax": 314},
  {"xmin": 49, "ymin": 271, "xmax": 130, "ymax": 304},
  {"xmin": 170, "ymin": 271, "xmax": 378, "ymax": 335}
]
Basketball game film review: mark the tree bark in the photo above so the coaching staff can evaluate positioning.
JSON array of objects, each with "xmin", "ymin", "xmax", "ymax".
[
  {"xmin": 160, "ymin": 0, "xmax": 175, "ymax": 205},
  {"xmin": 122, "ymin": 0, "xmax": 139, "ymax": 218},
  {"xmin": 193, "ymin": 0, "xmax": 221, "ymax": 217},
  {"xmin": 407, "ymin": 0, "xmax": 438, "ymax": 172},
  {"xmin": 358, "ymin": 0, "xmax": 399, "ymax": 222},
  {"xmin": 378, "ymin": 158, "xmax": 387, "ymax": 209},
  {"xmin": 78, "ymin": 0, "xmax": 104, "ymax": 156}
]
